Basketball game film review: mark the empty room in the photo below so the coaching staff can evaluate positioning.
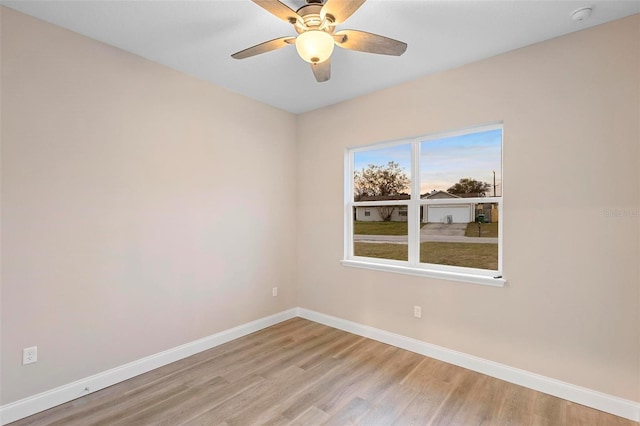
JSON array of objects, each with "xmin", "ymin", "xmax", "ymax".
[{"xmin": 1, "ymin": 0, "xmax": 639, "ymax": 425}]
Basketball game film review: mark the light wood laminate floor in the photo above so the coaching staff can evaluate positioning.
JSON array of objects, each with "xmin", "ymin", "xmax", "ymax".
[{"xmin": 10, "ymin": 318, "xmax": 636, "ymax": 426}]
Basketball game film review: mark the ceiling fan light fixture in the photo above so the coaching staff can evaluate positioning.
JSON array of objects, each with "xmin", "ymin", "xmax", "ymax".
[
  {"xmin": 295, "ymin": 30, "xmax": 334, "ymax": 63},
  {"xmin": 233, "ymin": 0, "xmax": 407, "ymax": 82}
]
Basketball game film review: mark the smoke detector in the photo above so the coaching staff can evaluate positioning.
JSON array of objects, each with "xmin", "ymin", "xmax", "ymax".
[{"xmin": 571, "ymin": 7, "xmax": 593, "ymax": 22}]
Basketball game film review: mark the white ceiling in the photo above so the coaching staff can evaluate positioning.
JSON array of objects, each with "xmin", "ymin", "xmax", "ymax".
[{"xmin": 3, "ymin": 0, "xmax": 639, "ymax": 113}]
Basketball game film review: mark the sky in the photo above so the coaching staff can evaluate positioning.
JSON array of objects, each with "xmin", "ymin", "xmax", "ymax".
[{"xmin": 354, "ymin": 128, "xmax": 502, "ymax": 196}]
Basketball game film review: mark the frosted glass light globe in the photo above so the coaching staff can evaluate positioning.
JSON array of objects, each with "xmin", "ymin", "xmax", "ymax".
[{"xmin": 295, "ymin": 30, "xmax": 334, "ymax": 64}]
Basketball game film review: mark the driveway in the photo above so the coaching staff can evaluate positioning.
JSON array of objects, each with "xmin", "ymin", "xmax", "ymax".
[{"xmin": 421, "ymin": 223, "xmax": 467, "ymax": 236}]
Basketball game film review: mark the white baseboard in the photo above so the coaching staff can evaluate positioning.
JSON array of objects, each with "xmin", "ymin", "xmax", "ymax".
[
  {"xmin": 3, "ymin": 307, "xmax": 638, "ymax": 424},
  {"xmin": 297, "ymin": 308, "xmax": 640, "ymax": 423},
  {"xmin": 0, "ymin": 308, "xmax": 298, "ymax": 425}
]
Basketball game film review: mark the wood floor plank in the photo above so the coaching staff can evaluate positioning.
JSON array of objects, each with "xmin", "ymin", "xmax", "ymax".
[
  {"xmin": 297, "ymin": 331, "xmax": 360, "ymax": 371},
  {"xmin": 180, "ymin": 377, "xmax": 275, "ymax": 425},
  {"xmin": 392, "ymin": 379, "xmax": 455, "ymax": 425},
  {"xmin": 358, "ymin": 382, "xmax": 420, "ymax": 425},
  {"xmin": 236, "ymin": 356, "xmax": 341, "ymax": 424},
  {"xmin": 224, "ymin": 365, "xmax": 308, "ymax": 426},
  {"xmin": 111, "ymin": 376, "xmax": 236, "ymax": 426},
  {"xmin": 107, "ymin": 377, "xmax": 229, "ymax": 426},
  {"xmin": 279, "ymin": 338, "xmax": 386, "ymax": 420},
  {"xmin": 532, "ymin": 391, "xmax": 568, "ymax": 426},
  {"xmin": 287, "ymin": 406, "xmax": 330, "ymax": 425},
  {"xmin": 312, "ymin": 343, "xmax": 398, "ymax": 415},
  {"xmin": 322, "ymin": 396, "xmax": 371, "ymax": 425},
  {"xmin": 8, "ymin": 318, "xmax": 637, "ymax": 426},
  {"xmin": 46, "ymin": 382, "xmax": 193, "ymax": 426},
  {"xmin": 224, "ymin": 327, "xmax": 344, "ymax": 383},
  {"xmin": 494, "ymin": 384, "xmax": 538, "ymax": 426},
  {"xmin": 401, "ymin": 356, "xmax": 464, "ymax": 390},
  {"xmin": 356, "ymin": 346, "xmax": 424, "ymax": 404},
  {"xmin": 416, "ymin": 368, "xmax": 485, "ymax": 425}
]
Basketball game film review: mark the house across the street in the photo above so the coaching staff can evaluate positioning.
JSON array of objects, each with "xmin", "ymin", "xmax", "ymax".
[
  {"xmin": 421, "ymin": 191, "xmax": 473, "ymax": 224},
  {"xmin": 354, "ymin": 194, "xmax": 410, "ymax": 222},
  {"xmin": 354, "ymin": 191, "xmax": 497, "ymax": 224}
]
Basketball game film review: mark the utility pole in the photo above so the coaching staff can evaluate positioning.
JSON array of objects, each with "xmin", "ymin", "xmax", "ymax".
[{"xmin": 493, "ymin": 170, "xmax": 496, "ymax": 197}]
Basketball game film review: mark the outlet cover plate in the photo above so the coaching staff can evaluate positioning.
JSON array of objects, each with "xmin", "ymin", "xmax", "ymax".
[{"xmin": 23, "ymin": 346, "xmax": 37, "ymax": 365}]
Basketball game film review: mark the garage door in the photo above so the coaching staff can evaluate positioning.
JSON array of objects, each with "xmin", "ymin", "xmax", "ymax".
[{"xmin": 426, "ymin": 205, "xmax": 472, "ymax": 223}]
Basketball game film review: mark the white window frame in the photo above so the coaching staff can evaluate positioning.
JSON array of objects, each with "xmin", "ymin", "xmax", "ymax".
[{"xmin": 342, "ymin": 123, "xmax": 505, "ymax": 287}]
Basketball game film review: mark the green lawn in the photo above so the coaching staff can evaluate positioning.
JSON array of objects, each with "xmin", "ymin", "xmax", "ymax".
[
  {"xmin": 465, "ymin": 222, "xmax": 499, "ymax": 238},
  {"xmin": 353, "ymin": 242, "xmax": 408, "ymax": 261},
  {"xmin": 354, "ymin": 242, "xmax": 498, "ymax": 270},
  {"xmin": 354, "ymin": 221, "xmax": 426, "ymax": 236}
]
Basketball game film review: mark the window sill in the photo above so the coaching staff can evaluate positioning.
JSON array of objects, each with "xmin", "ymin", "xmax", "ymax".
[{"xmin": 340, "ymin": 259, "xmax": 506, "ymax": 287}]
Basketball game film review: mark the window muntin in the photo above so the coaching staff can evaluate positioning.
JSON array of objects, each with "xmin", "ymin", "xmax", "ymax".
[{"xmin": 345, "ymin": 124, "xmax": 504, "ymax": 285}]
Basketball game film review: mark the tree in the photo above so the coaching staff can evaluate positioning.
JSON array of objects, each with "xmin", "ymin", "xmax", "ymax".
[
  {"xmin": 354, "ymin": 161, "xmax": 410, "ymax": 199},
  {"xmin": 354, "ymin": 161, "xmax": 410, "ymax": 221},
  {"xmin": 447, "ymin": 178, "xmax": 491, "ymax": 197}
]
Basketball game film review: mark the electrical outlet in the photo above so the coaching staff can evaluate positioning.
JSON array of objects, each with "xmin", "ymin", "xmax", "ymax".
[
  {"xmin": 413, "ymin": 306, "xmax": 422, "ymax": 318},
  {"xmin": 23, "ymin": 346, "xmax": 37, "ymax": 365},
  {"xmin": 272, "ymin": 287, "xmax": 278, "ymax": 297}
]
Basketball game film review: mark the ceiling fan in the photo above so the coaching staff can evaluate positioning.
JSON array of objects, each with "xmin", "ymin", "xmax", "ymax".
[{"xmin": 231, "ymin": 0, "xmax": 407, "ymax": 82}]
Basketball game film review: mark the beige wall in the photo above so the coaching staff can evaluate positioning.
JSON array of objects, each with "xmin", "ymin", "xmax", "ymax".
[
  {"xmin": 1, "ymin": 7, "xmax": 297, "ymax": 404},
  {"xmin": 297, "ymin": 14, "xmax": 640, "ymax": 401}
]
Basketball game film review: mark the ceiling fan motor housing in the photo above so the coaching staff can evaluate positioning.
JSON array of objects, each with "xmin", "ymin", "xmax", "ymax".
[{"xmin": 294, "ymin": 3, "xmax": 335, "ymax": 35}]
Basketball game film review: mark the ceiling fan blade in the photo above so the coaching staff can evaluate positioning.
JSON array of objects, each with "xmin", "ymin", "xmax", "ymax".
[
  {"xmin": 311, "ymin": 58, "xmax": 331, "ymax": 83},
  {"xmin": 321, "ymin": 0, "xmax": 366, "ymax": 24},
  {"xmin": 335, "ymin": 30, "xmax": 407, "ymax": 56},
  {"xmin": 252, "ymin": 0, "xmax": 301, "ymax": 24},
  {"xmin": 231, "ymin": 36, "xmax": 296, "ymax": 59}
]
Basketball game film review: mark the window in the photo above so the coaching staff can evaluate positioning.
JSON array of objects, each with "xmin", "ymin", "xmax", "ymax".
[{"xmin": 343, "ymin": 124, "xmax": 504, "ymax": 287}]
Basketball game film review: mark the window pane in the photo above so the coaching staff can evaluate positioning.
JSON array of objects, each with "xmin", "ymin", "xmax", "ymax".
[
  {"xmin": 420, "ymin": 128, "xmax": 502, "ymax": 198},
  {"xmin": 353, "ymin": 205, "xmax": 408, "ymax": 261},
  {"xmin": 354, "ymin": 144, "xmax": 411, "ymax": 202},
  {"xmin": 420, "ymin": 202, "xmax": 499, "ymax": 270}
]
